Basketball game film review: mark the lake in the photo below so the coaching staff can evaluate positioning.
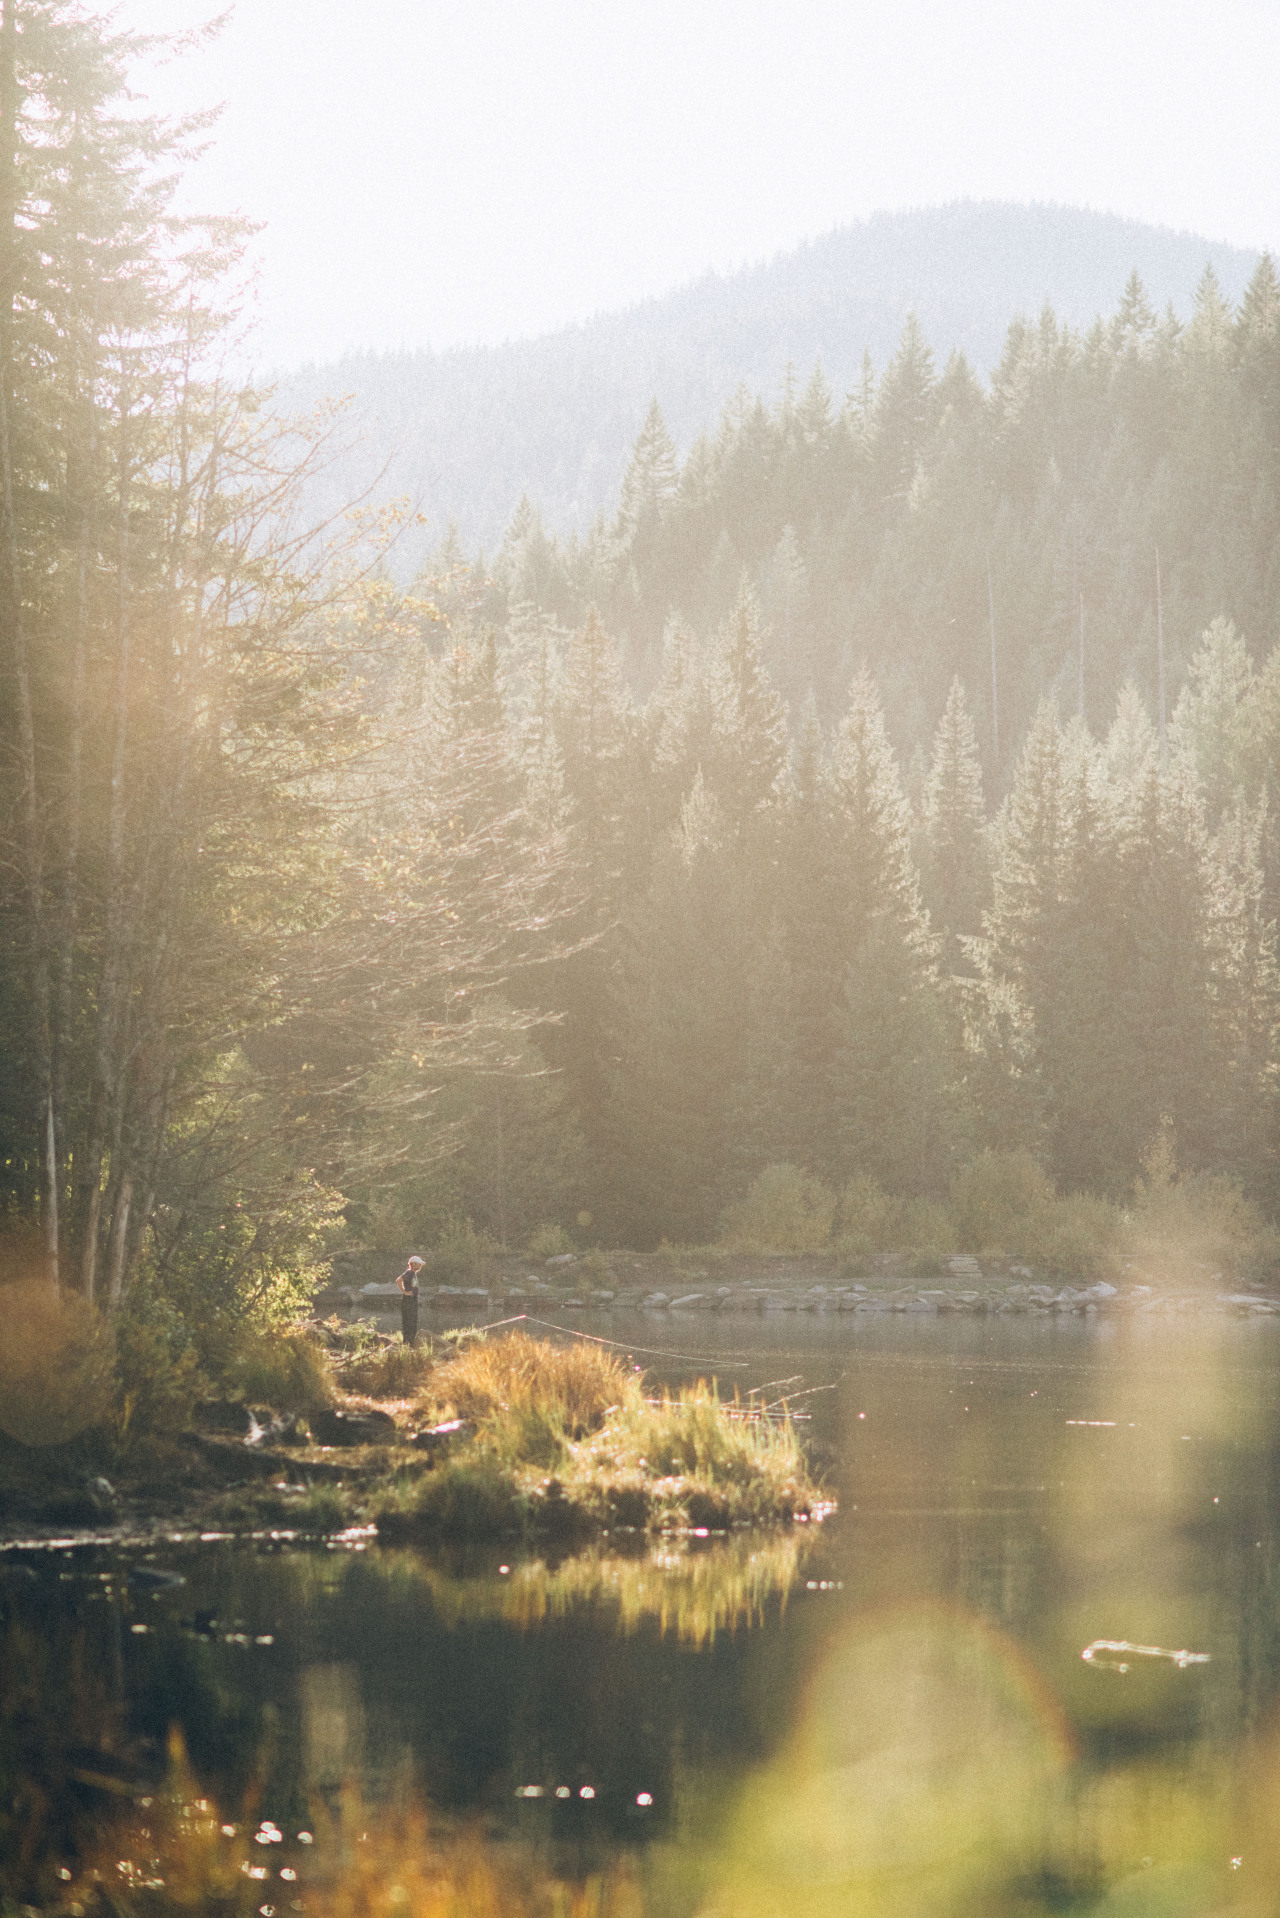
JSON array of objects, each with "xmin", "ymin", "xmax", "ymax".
[{"xmin": 4, "ymin": 1308, "xmax": 1280, "ymax": 1916}]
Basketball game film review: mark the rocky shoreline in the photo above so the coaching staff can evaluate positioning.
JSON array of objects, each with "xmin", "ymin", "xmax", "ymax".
[{"xmin": 317, "ymin": 1249, "xmax": 1280, "ymax": 1325}]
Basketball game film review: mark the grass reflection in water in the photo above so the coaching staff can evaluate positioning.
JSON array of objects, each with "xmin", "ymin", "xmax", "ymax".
[{"xmin": 386, "ymin": 1526, "xmax": 816, "ymax": 1648}]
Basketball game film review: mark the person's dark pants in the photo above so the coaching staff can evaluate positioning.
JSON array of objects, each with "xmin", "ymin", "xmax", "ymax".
[{"xmin": 401, "ymin": 1292, "xmax": 419, "ymax": 1347}]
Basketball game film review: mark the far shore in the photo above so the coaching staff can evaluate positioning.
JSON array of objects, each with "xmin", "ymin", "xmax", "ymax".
[{"xmin": 317, "ymin": 1247, "xmax": 1280, "ymax": 1329}]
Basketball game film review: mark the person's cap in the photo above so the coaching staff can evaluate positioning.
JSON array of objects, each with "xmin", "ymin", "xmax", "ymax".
[{"xmin": 407, "ymin": 1255, "xmax": 425, "ymax": 1268}]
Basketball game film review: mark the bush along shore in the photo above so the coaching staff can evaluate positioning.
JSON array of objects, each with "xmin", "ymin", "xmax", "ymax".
[
  {"xmin": 323, "ymin": 1148, "xmax": 1280, "ymax": 1326},
  {"xmin": 0, "ymin": 1326, "xmax": 827, "ymax": 1546}
]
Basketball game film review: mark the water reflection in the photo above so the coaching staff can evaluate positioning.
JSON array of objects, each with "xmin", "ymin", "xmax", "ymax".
[
  {"xmin": 389, "ymin": 1527, "xmax": 815, "ymax": 1646},
  {"xmin": 7, "ymin": 1313, "xmax": 1280, "ymax": 1913}
]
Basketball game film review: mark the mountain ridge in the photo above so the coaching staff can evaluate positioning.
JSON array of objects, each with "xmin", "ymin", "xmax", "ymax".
[{"xmin": 277, "ymin": 201, "xmax": 1261, "ymax": 567}]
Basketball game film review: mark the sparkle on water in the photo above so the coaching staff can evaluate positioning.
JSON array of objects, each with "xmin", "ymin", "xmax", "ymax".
[{"xmin": 5, "ymin": 1308, "xmax": 1280, "ymax": 1914}]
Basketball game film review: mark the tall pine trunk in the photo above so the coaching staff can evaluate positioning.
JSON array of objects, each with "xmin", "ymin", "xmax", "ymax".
[{"xmin": 0, "ymin": 0, "xmax": 58, "ymax": 1281}]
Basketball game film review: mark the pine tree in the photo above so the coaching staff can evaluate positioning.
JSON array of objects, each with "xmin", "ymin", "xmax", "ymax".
[
  {"xmin": 1169, "ymin": 616, "xmax": 1258, "ymax": 824},
  {"xmin": 921, "ymin": 677, "xmax": 989, "ymax": 970},
  {"xmin": 1206, "ymin": 798, "xmax": 1280, "ymax": 1191},
  {"xmin": 618, "ymin": 398, "xmax": 678, "ymax": 544},
  {"xmin": 703, "ymin": 580, "xmax": 789, "ymax": 837},
  {"xmin": 1115, "ymin": 754, "xmax": 1218, "ymax": 1172},
  {"xmin": 872, "ymin": 314, "xmax": 937, "ymax": 501}
]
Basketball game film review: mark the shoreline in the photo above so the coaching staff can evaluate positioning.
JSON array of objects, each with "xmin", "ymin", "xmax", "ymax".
[{"xmin": 319, "ymin": 1251, "xmax": 1280, "ymax": 1328}]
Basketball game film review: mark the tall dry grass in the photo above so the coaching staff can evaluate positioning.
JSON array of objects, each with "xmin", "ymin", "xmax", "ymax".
[
  {"xmin": 380, "ymin": 1333, "xmax": 819, "ymax": 1538},
  {"xmin": 429, "ymin": 1332, "xmax": 635, "ymax": 1435}
]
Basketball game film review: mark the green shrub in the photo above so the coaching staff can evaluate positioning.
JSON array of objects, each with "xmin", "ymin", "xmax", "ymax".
[
  {"xmin": 339, "ymin": 1340, "xmax": 434, "ymax": 1397},
  {"xmin": 114, "ymin": 1290, "xmax": 204, "ymax": 1440},
  {"xmin": 721, "ymin": 1164, "xmax": 836, "ymax": 1252},
  {"xmin": 1029, "ymin": 1191, "xmax": 1121, "ymax": 1278},
  {"xmin": 901, "ymin": 1196, "xmax": 956, "ymax": 1253},
  {"xmin": 426, "ymin": 1217, "xmax": 499, "ymax": 1281},
  {"xmin": 527, "ymin": 1222, "xmax": 572, "ymax": 1259},
  {"xmin": 1126, "ymin": 1169, "xmax": 1280, "ymax": 1284},
  {"xmin": 949, "ymin": 1151, "xmax": 1056, "ymax": 1254},
  {"xmin": 227, "ymin": 1329, "xmax": 332, "ymax": 1413},
  {"xmin": 835, "ymin": 1174, "xmax": 904, "ymax": 1254},
  {"xmin": 379, "ymin": 1460, "xmax": 524, "ymax": 1540}
]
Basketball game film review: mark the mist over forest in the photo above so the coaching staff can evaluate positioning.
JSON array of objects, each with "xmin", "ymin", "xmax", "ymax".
[
  {"xmin": 3, "ymin": 3, "xmax": 1280, "ymax": 1353},
  {"xmin": 278, "ymin": 201, "xmax": 1259, "ymax": 562}
]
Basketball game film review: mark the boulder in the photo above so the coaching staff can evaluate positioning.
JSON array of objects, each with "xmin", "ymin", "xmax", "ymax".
[
  {"xmin": 193, "ymin": 1399, "xmax": 255, "ymax": 1436},
  {"xmin": 312, "ymin": 1407, "xmax": 397, "ymax": 1447},
  {"xmin": 411, "ymin": 1417, "xmax": 471, "ymax": 1453}
]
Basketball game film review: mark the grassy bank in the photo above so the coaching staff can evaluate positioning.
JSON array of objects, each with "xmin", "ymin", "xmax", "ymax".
[
  {"xmin": 0, "ymin": 1301, "xmax": 824, "ymax": 1543},
  {"xmin": 374, "ymin": 1333, "xmax": 821, "ymax": 1542}
]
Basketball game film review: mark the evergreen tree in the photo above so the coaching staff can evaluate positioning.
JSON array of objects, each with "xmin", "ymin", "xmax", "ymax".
[
  {"xmin": 618, "ymin": 398, "xmax": 678, "ymax": 544},
  {"xmin": 1206, "ymin": 799, "xmax": 1280, "ymax": 1191},
  {"xmin": 703, "ymin": 580, "xmax": 789, "ymax": 837},
  {"xmin": 921, "ymin": 677, "xmax": 989, "ymax": 970},
  {"xmin": 1169, "ymin": 616, "xmax": 1258, "ymax": 823}
]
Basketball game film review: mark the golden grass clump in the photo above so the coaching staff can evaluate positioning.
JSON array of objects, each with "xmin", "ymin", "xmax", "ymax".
[
  {"xmin": 429, "ymin": 1332, "xmax": 635, "ymax": 1435},
  {"xmin": 338, "ymin": 1340, "xmax": 435, "ymax": 1398},
  {"xmin": 378, "ymin": 1333, "xmax": 822, "ymax": 1541}
]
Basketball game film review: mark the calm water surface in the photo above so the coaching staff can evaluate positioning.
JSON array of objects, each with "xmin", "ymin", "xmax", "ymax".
[{"xmin": 7, "ymin": 1311, "xmax": 1280, "ymax": 1915}]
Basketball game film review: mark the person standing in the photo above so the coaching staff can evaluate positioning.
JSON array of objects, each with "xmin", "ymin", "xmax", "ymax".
[{"xmin": 396, "ymin": 1255, "xmax": 424, "ymax": 1347}]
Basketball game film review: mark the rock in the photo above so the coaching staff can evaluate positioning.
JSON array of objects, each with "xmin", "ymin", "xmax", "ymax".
[
  {"xmin": 670, "ymin": 1292, "xmax": 709, "ymax": 1309},
  {"xmin": 311, "ymin": 1407, "xmax": 397, "ymax": 1447},
  {"xmin": 641, "ymin": 1292, "xmax": 670, "ymax": 1308},
  {"xmin": 86, "ymin": 1476, "xmax": 116, "ymax": 1501},
  {"xmin": 546, "ymin": 1253, "xmax": 576, "ymax": 1267},
  {"xmin": 1084, "ymin": 1281, "xmax": 1119, "ymax": 1300},
  {"xmin": 193, "ymin": 1399, "xmax": 256, "ymax": 1436},
  {"xmin": 411, "ymin": 1418, "xmax": 471, "ymax": 1453},
  {"xmin": 360, "ymin": 1282, "xmax": 403, "ymax": 1301}
]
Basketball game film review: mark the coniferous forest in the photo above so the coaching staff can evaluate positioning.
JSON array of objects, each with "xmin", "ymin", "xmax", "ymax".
[{"xmin": 4, "ymin": 4, "xmax": 1280, "ymax": 1353}]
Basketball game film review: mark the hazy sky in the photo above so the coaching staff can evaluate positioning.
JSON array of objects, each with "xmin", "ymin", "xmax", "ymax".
[{"xmin": 116, "ymin": 0, "xmax": 1280, "ymax": 371}]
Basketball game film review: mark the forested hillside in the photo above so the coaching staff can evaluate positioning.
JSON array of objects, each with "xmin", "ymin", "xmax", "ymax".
[
  {"xmin": 278, "ymin": 203, "xmax": 1258, "ymax": 561},
  {"xmin": 3, "ymin": 4, "xmax": 1279, "ymax": 1329},
  {"xmin": 366, "ymin": 257, "xmax": 1280, "ymax": 1250},
  {"xmin": 457, "ymin": 262, "xmax": 1280, "ymax": 774}
]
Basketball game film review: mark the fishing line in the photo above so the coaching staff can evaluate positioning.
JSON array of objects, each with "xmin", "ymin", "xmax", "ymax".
[{"xmin": 468, "ymin": 1311, "xmax": 749, "ymax": 1367}]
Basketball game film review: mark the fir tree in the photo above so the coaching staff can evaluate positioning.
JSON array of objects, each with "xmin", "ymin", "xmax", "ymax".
[
  {"xmin": 703, "ymin": 581, "xmax": 789, "ymax": 837},
  {"xmin": 921, "ymin": 677, "xmax": 989, "ymax": 970}
]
